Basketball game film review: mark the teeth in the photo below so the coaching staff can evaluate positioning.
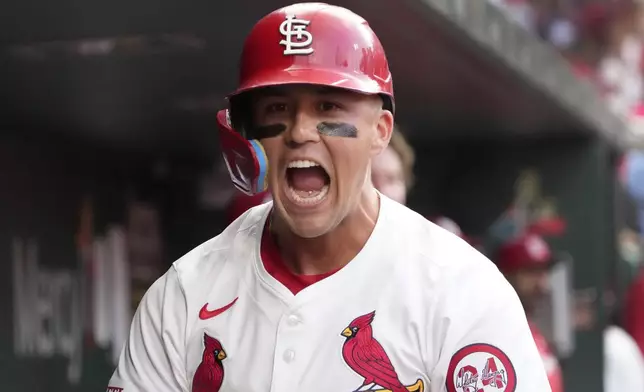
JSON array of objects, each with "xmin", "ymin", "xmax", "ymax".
[
  {"xmin": 287, "ymin": 160, "xmax": 320, "ymax": 169},
  {"xmin": 288, "ymin": 185, "xmax": 329, "ymax": 205}
]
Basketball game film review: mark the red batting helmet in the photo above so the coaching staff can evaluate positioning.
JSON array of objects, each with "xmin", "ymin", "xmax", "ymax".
[
  {"xmin": 496, "ymin": 233, "xmax": 554, "ymax": 273},
  {"xmin": 217, "ymin": 2, "xmax": 394, "ymax": 195}
]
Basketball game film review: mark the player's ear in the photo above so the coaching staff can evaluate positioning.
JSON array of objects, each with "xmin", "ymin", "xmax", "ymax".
[{"xmin": 371, "ymin": 108, "xmax": 394, "ymax": 156}]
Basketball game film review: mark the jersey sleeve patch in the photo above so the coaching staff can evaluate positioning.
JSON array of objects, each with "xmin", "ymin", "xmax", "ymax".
[{"xmin": 445, "ymin": 343, "xmax": 517, "ymax": 392}]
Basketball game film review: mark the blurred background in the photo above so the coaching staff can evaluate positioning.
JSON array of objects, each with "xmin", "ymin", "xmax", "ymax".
[{"xmin": 3, "ymin": 0, "xmax": 644, "ymax": 390}]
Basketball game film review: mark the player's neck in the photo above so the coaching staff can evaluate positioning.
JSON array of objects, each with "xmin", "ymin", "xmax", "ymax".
[{"xmin": 271, "ymin": 188, "xmax": 380, "ymax": 275}]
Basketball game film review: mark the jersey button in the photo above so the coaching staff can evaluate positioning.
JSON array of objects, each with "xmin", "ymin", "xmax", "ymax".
[
  {"xmin": 283, "ymin": 349, "xmax": 296, "ymax": 363},
  {"xmin": 286, "ymin": 314, "xmax": 301, "ymax": 326}
]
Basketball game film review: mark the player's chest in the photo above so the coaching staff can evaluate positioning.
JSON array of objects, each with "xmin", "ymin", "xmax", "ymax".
[{"xmin": 185, "ymin": 296, "xmax": 430, "ymax": 392}]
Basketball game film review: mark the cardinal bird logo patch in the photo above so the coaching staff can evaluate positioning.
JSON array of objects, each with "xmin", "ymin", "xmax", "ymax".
[
  {"xmin": 192, "ymin": 333, "xmax": 227, "ymax": 392},
  {"xmin": 341, "ymin": 311, "xmax": 425, "ymax": 392},
  {"xmin": 446, "ymin": 343, "xmax": 516, "ymax": 392}
]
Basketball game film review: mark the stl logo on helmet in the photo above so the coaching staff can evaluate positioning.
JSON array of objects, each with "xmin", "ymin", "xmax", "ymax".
[
  {"xmin": 279, "ymin": 14, "xmax": 314, "ymax": 55},
  {"xmin": 446, "ymin": 344, "xmax": 517, "ymax": 392}
]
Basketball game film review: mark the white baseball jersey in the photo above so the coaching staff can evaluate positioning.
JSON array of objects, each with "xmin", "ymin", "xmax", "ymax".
[{"xmin": 108, "ymin": 195, "xmax": 551, "ymax": 392}]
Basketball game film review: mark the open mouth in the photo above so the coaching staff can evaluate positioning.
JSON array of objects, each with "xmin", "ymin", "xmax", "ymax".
[{"xmin": 285, "ymin": 159, "xmax": 331, "ymax": 205}]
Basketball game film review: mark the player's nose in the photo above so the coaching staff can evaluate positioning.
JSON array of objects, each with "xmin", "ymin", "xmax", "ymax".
[{"xmin": 287, "ymin": 108, "xmax": 321, "ymax": 146}]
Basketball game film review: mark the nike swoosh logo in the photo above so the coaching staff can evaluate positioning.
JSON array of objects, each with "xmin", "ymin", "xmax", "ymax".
[{"xmin": 199, "ymin": 297, "xmax": 238, "ymax": 320}]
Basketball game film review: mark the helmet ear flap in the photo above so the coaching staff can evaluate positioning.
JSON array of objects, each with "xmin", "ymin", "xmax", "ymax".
[{"xmin": 216, "ymin": 109, "xmax": 269, "ymax": 196}]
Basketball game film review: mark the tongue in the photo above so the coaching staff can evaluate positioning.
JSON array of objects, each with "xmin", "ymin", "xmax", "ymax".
[{"xmin": 289, "ymin": 167, "xmax": 327, "ymax": 192}]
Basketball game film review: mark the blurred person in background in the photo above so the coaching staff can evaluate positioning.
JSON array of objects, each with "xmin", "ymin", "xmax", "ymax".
[
  {"xmin": 597, "ymin": 0, "xmax": 644, "ymax": 116},
  {"xmin": 567, "ymin": 2, "xmax": 608, "ymax": 80},
  {"xmin": 370, "ymin": 129, "xmax": 468, "ymax": 239},
  {"xmin": 370, "ymin": 127, "xmax": 414, "ymax": 205},
  {"xmin": 497, "ymin": 229, "xmax": 644, "ymax": 392},
  {"xmin": 495, "ymin": 233, "xmax": 565, "ymax": 392},
  {"xmin": 535, "ymin": 0, "xmax": 576, "ymax": 48},
  {"xmin": 491, "ymin": 0, "xmax": 644, "ymax": 119}
]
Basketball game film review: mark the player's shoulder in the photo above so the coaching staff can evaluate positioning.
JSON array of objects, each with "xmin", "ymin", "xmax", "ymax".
[
  {"xmin": 382, "ymin": 196, "xmax": 504, "ymax": 288},
  {"xmin": 171, "ymin": 201, "xmax": 271, "ymax": 288}
]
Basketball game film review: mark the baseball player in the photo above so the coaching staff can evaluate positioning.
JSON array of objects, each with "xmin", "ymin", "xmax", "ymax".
[
  {"xmin": 495, "ymin": 233, "xmax": 564, "ymax": 392},
  {"xmin": 108, "ymin": 3, "xmax": 551, "ymax": 392}
]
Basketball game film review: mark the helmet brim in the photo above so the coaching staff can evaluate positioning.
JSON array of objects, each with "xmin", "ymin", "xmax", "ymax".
[{"xmin": 228, "ymin": 67, "xmax": 393, "ymax": 107}]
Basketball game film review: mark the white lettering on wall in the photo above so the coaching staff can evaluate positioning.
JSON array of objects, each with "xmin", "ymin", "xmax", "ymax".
[
  {"xmin": 12, "ymin": 238, "xmax": 83, "ymax": 383},
  {"xmin": 12, "ymin": 229, "xmax": 130, "ymax": 384}
]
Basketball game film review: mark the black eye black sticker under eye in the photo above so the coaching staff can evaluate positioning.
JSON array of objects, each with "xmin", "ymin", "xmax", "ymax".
[
  {"xmin": 250, "ymin": 123, "xmax": 287, "ymax": 139},
  {"xmin": 316, "ymin": 122, "xmax": 358, "ymax": 138}
]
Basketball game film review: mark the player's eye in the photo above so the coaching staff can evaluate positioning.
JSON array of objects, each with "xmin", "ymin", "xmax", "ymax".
[
  {"xmin": 265, "ymin": 102, "xmax": 287, "ymax": 113},
  {"xmin": 319, "ymin": 101, "xmax": 341, "ymax": 112}
]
